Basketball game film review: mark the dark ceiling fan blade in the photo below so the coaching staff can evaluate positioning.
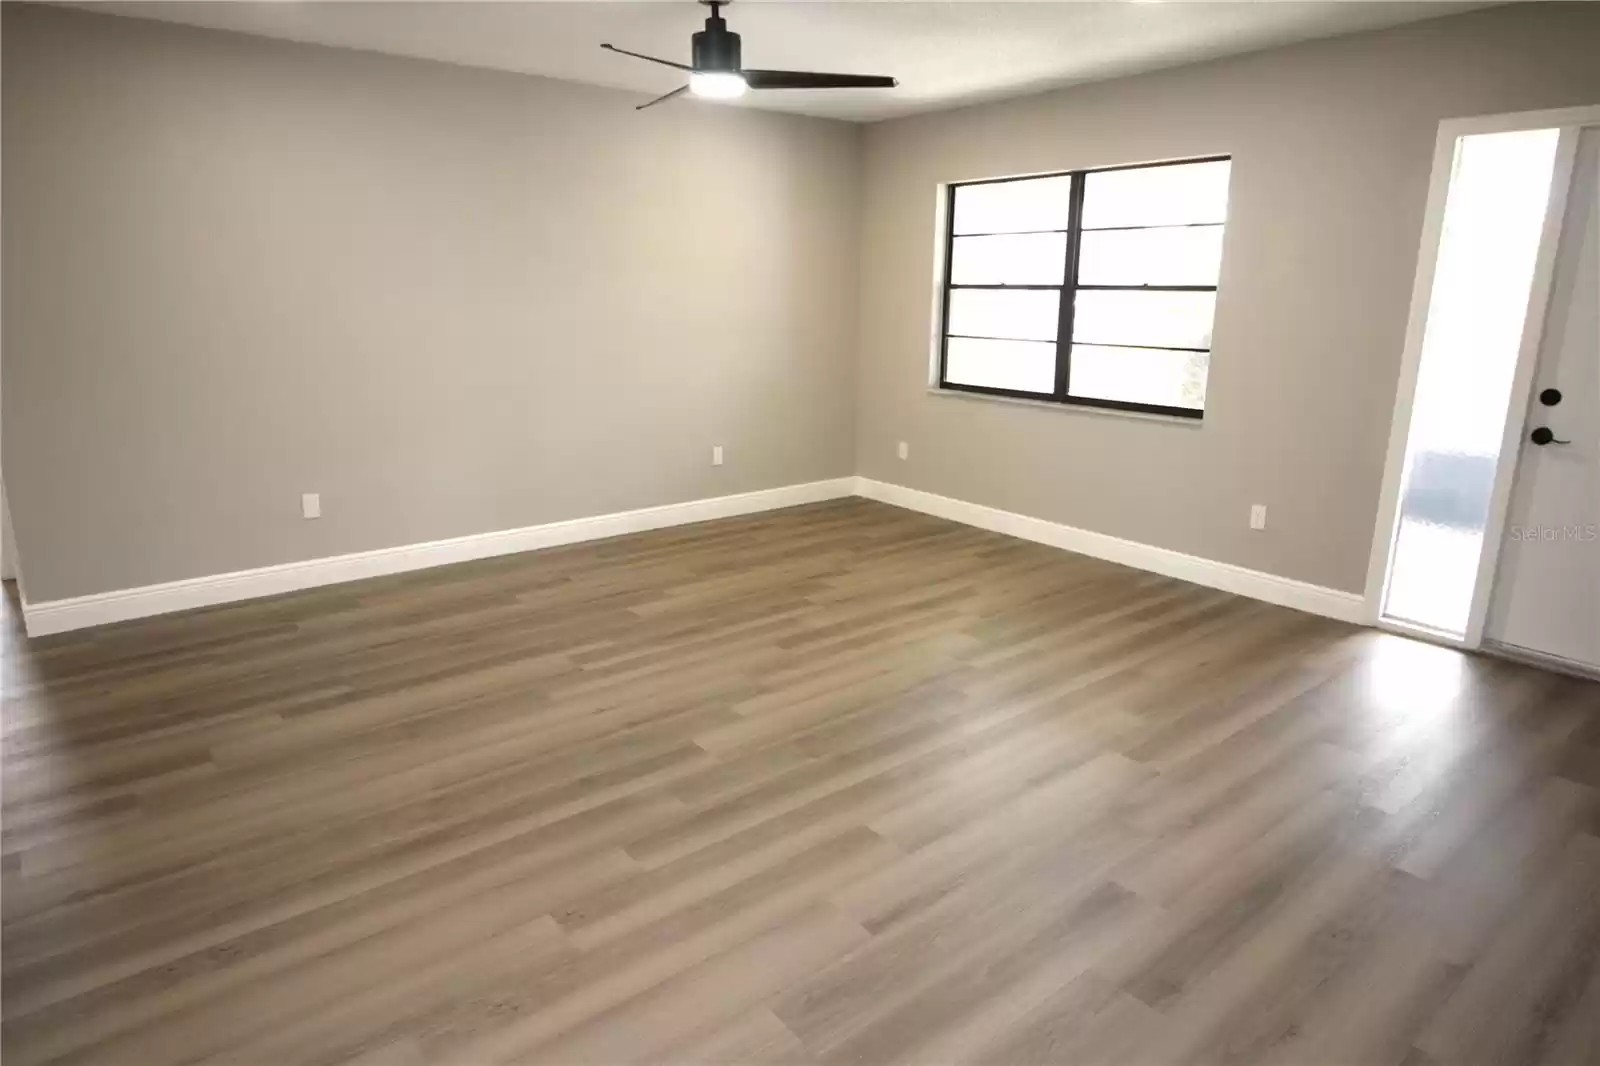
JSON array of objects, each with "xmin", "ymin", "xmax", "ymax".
[
  {"xmin": 636, "ymin": 85, "xmax": 689, "ymax": 111},
  {"xmin": 601, "ymin": 43, "xmax": 693, "ymax": 72},
  {"xmin": 741, "ymin": 70, "xmax": 898, "ymax": 90}
]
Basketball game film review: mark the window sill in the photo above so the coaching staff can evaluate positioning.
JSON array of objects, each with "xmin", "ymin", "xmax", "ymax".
[{"xmin": 925, "ymin": 386, "xmax": 1206, "ymax": 426}]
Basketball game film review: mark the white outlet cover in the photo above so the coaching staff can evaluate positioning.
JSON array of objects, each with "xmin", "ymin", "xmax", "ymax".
[
  {"xmin": 712, "ymin": 445, "xmax": 724, "ymax": 467},
  {"xmin": 897, "ymin": 441, "xmax": 909, "ymax": 460},
  {"xmin": 1250, "ymin": 504, "xmax": 1267, "ymax": 530},
  {"xmin": 302, "ymin": 492, "xmax": 322, "ymax": 519}
]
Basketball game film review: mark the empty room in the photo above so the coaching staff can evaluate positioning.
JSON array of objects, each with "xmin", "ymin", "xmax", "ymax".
[{"xmin": 4, "ymin": 1, "xmax": 1600, "ymax": 1063}]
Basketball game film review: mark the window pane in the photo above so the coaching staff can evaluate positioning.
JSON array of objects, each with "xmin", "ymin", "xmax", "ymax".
[
  {"xmin": 952, "ymin": 174, "xmax": 1073, "ymax": 235},
  {"xmin": 1078, "ymin": 226, "xmax": 1224, "ymax": 286},
  {"xmin": 946, "ymin": 337, "xmax": 1056, "ymax": 393},
  {"xmin": 1382, "ymin": 128, "xmax": 1562, "ymax": 636},
  {"xmin": 1082, "ymin": 159, "xmax": 1231, "ymax": 229},
  {"xmin": 1069, "ymin": 345, "xmax": 1208, "ymax": 410},
  {"xmin": 948, "ymin": 288, "xmax": 1060, "ymax": 342},
  {"xmin": 950, "ymin": 233, "xmax": 1067, "ymax": 286},
  {"xmin": 1072, "ymin": 290, "xmax": 1215, "ymax": 349}
]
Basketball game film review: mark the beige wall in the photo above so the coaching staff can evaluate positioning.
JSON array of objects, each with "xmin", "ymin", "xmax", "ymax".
[
  {"xmin": 856, "ymin": 2, "xmax": 1600, "ymax": 594},
  {"xmin": 11, "ymin": 3, "xmax": 1600, "ymax": 608},
  {"xmin": 2, "ymin": 4, "xmax": 861, "ymax": 602}
]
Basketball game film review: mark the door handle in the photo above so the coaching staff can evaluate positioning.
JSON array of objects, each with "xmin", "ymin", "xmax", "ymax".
[{"xmin": 1530, "ymin": 426, "xmax": 1571, "ymax": 446}]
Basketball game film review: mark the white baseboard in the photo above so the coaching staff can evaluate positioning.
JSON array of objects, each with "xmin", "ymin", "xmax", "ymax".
[
  {"xmin": 854, "ymin": 477, "xmax": 1367, "ymax": 625},
  {"xmin": 1482, "ymin": 639, "xmax": 1600, "ymax": 682},
  {"xmin": 20, "ymin": 478, "xmax": 856, "ymax": 637},
  {"xmin": 20, "ymin": 474, "xmax": 1367, "ymax": 637}
]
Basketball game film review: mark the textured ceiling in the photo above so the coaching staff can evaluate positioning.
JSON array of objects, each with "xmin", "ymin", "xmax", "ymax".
[{"xmin": 72, "ymin": 1, "xmax": 1492, "ymax": 121}]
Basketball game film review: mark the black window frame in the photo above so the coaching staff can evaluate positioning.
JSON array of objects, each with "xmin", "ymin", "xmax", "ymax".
[{"xmin": 937, "ymin": 154, "xmax": 1230, "ymax": 420}]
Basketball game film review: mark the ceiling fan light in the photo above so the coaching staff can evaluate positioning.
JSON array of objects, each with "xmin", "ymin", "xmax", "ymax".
[{"xmin": 689, "ymin": 71, "xmax": 748, "ymax": 99}]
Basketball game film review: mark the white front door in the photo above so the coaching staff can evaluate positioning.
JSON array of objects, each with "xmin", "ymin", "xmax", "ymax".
[{"xmin": 1486, "ymin": 126, "xmax": 1600, "ymax": 672}]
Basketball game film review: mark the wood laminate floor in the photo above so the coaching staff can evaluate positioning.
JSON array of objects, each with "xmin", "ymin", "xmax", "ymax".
[{"xmin": 3, "ymin": 498, "xmax": 1600, "ymax": 1066}]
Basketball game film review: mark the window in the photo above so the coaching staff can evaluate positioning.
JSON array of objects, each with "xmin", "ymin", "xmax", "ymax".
[{"xmin": 938, "ymin": 156, "xmax": 1230, "ymax": 418}]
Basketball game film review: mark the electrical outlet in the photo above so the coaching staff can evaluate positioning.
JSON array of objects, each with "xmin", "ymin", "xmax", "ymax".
[
  {"xmin": 302, "ymin": 492, "xmax": 322, "ymax": 520},
  {"xmin": 897, "ymin": 441, "xmax": 909, "ymax": 461},
  {"xmin": 1250, "ymin": 504, "xmax": 1267, "ymax": 531},
  {"xmin": 712, "ymin": 445, "xmax": 724, "ymax": 467}
]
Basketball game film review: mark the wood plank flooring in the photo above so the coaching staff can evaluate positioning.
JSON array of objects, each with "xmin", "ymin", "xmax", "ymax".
[{"xmin": 3, "ymin": 497, "xmax": 1599, "ymax": 1065}]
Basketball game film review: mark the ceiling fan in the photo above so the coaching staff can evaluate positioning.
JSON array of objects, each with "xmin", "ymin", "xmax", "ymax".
[{"xmin": 601, "ymin": 0, "xmax": 898, "ymax": 110}]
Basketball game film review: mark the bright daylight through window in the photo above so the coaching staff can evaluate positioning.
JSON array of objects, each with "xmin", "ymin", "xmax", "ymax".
[{"xmin": 938, "ymin": 157, "xmax": 1231, "ymax": 418}]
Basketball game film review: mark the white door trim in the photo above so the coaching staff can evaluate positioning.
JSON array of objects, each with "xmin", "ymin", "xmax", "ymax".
[
  {"xmin": 1463, "ymin": 127, "xmax": 1583, "ymax": 648},
  {"xmin": 1365, "ymin": 104, "xmax": 1600, "ymax": 649},
  {"xmin": 1363, "ymin": 120, "xmax": 1463, "ymax": 629}
]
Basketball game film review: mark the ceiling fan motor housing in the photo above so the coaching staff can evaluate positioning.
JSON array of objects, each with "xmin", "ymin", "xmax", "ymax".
[
  {"xmin": 602, "ymin": 0, "xmax": 896, "ymax": 107},
  {"xmin": 692, "ymin": 14, "xmax": 741, "ymax": 73}
]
